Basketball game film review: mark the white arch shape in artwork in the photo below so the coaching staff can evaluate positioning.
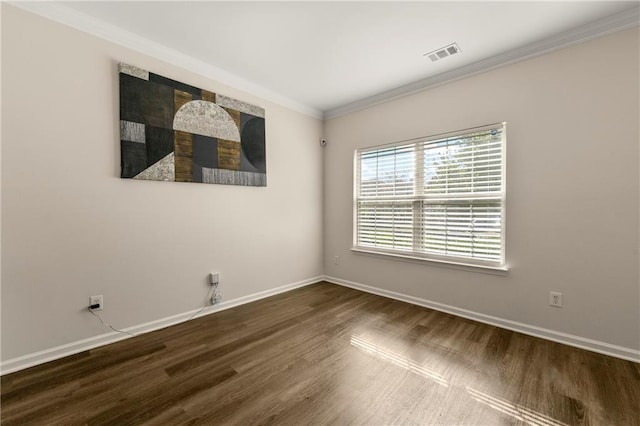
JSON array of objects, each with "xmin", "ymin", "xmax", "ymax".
[{"xmin": 173, "ymin": 100, "xmax": 240, "ymax": 142}]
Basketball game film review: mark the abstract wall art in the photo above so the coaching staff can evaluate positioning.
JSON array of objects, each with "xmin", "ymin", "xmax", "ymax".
[{"xmin": 119, "ymin": 63, "xmax": 266, "ymax": 186}]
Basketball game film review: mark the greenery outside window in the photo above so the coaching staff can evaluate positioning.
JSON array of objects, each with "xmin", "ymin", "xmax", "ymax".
[{"xmin": 353, "ymin": 123, "xmax": 506, "ymax": 270}]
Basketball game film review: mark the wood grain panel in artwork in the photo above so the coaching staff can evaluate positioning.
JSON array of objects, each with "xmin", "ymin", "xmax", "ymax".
[
  {"xmin": 218, "ymin": 139, "xmax": 241, "ymax": 170},
  {"xmin": 174, "ymin": 130, "xmax": 193, "ymax": 182},
  {"xmin": 201, "ymin": 89, "xmax": 216, "ymax": 103},
  {"xmin": 173, "ymin": 90, "xmax": 192, "ymax": 115},
  {"xmin": 224, "ymin": 107, "xmax": 241, "ymax": 130},
  {"xmin": 2, "ymin": 282, "xmax": 639, "ymax": 425}
]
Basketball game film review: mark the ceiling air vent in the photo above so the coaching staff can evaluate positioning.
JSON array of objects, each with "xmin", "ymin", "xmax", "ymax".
[{"xmin": 424, "ymin": 43, "xmax": 461, "ymax": 62}]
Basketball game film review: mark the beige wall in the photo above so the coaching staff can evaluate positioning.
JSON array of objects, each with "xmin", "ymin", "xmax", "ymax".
[
  {"xmin": 1, "ymin": 5, "xmax": 323, "ymax": 361},
  {"xmin": 2, "ymin": 4, "xmax": 639, "ymax": 365},
  {"xmin": 323, "ymin": 28, "xmax": 640, "ymax": 350}
]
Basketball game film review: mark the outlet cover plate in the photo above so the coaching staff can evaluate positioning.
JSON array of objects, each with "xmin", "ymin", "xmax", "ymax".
[
  {"xmin": 549, "ymin": 292, "xmax": 562, "ymax": 308},
  {"xmin": 90, "ymin": 295, "xmax": 103, "ymax": 310},
  {"xmin": 210, "ymin": 272, "xmax": 220, "ymax": 285}
]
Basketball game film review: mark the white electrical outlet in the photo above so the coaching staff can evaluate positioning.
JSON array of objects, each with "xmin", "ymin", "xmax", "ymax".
[
  {"xmin": 90, "ymin": 295, "xmax": 103, "ymax": 310},
  {"xmin": 549, "ymin": 292, "xmax": 562, "ymax": 308},
  {"xmin": 209, "ymin": 272, "xmax": 220, "ymax": 285}
]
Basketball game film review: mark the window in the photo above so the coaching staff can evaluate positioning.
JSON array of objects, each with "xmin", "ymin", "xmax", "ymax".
[{"xmin": 354, "ymin": 123, "xmax": 506, "ymax": 270}]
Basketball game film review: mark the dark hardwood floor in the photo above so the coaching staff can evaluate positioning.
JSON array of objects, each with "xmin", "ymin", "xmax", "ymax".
[{"xmin": 2, "ymin": 282, "xmax": 639, "ymax": 425}]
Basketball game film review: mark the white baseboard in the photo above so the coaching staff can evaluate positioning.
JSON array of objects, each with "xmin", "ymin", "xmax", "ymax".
[
  {"xmin": 4, "ymin": 274, "xmax": 637, "ymax": 375},
  {"xmin": 0, "ymin": 276, "xmax": 322, "ymax": 376},
  {"xmin": 323, "ymin": 275, "xmax": 640, "ymax": 363}
]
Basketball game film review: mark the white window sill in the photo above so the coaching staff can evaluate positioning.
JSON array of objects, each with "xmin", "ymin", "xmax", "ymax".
[{"xmin": 351, "ymin": 247, "xmax": 509, "ymax": 276}]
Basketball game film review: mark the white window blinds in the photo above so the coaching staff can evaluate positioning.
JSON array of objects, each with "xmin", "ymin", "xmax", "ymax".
[{"xmin": 355, "ymin": 123, "xmax": 506, "ymax": 269}]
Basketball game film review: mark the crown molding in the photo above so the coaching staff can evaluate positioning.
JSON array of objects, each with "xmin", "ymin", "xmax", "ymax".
[
  {"xmin": 7, "ymin": 2, "xmax": 639, "ymax": 122},
  {"xmin": 324, "ymin": 6, "xmax": 640, "ymax": 120},
  {"xmin": 8, "ymin": 1, "xmax": 323, "ymax": 120}
]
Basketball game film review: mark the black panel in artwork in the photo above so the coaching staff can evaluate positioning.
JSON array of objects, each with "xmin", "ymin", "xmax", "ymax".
[
  {"xmin": 148, "ymin": 73, "xmax": 201, "ymax": 97},
  {"xmin": 121, "ymin": 141, "xmax": 147, "ymax": 178},
  {"xmin": 240, "ymin": 147, "xmax": 260, "ymax": 173},
  {"xmin": 145, "ymin": 126, "xmax": 174, "ymax": 167},
  {"xmin": 192, "ymin": 164, "xmax": 203, "ymax": 183},
  {"xmin": 240, "ymin": 115, "xmax": 266, "ymax": 173},
  {"xmin": 192, "ymin": 134, "xmax": 218, "ymax": 169},
  {"xmin": 120, "ymin": 74, "xmax": 174, "ymax": 129}
]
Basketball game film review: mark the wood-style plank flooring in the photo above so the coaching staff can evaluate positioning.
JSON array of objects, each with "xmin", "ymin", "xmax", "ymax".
[{"xmin": 2, "ymin": 282, "xmax": 639, "ymax": 425}]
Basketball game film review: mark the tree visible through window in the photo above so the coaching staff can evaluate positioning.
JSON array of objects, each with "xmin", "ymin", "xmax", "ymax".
[{"xmin": 354, "ymin": 123, "xmax": 506, "ymax": 269}]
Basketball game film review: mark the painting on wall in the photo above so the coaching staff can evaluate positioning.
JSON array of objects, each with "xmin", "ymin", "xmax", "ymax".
[{"xmin": 119, "ymin": 63, "xmax": 266, "ymax": 186}]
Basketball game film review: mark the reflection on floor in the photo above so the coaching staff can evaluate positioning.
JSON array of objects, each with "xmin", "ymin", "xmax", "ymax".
[
  {"xmin": 467, "ymin": 386, "xmax": 567, "ymax": 426},
  {"xmin": 350, "ymin": 334, "xmax": 450, "ymax": 387},
  {"xmin": 351, "ymin": 333, "xmax": 568, "ymax": 426}
]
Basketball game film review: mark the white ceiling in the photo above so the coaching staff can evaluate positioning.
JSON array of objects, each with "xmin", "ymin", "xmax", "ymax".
[{"xmin": 57, "ymin": 1, "xmax": 639, "ymax": 115}]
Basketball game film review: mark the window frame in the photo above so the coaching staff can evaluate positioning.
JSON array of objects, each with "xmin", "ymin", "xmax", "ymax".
[{"xmin": 352, "ymin": 123, "xmax": 507, "ymax": 272}]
